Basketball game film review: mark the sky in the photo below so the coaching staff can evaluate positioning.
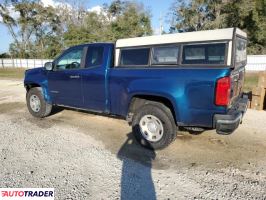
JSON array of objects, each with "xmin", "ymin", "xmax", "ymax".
[{"xmin": 0, "ymin": 0, "xmax": 174, "ymax": 53}]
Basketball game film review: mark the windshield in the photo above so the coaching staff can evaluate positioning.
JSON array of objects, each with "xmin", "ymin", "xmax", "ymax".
[{"xmin": 235, "ymin": 37, "xmax": 247, "ymax": 68}]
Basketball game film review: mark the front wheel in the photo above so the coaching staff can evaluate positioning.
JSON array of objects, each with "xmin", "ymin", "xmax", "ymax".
[
  {"xmin": 132, "ymin": 103, "xmax": 177, "ymax": 150},
  {"xmin": 26, "ymin": 87, "xmax": 52, "ymax": 118}
]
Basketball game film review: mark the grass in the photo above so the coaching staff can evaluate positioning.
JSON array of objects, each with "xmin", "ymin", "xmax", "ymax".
[
  {"xmin": 0, "ymin": 68, "xmax": 26, "ymax": 79},
  {"xmin": 0, "ymin": 68, "xmax": 259, "ymax": 91},
  {"xmin": 243, "ymin": 72, "xmax": 259, "ymax": 92}
]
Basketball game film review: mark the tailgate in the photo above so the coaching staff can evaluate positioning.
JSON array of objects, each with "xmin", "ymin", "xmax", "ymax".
[{"xmin": 230, "ymin": 66, "xmax": 245, "ymax": 106}]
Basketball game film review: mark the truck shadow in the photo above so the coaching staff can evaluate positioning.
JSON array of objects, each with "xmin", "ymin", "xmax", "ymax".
[
  {"xmin": 117, "ymin": 132, "xmax": 157, "ymax": 200},
  {"xmin": 50, "ymin": 106, "xmax": 64, "ymax": 116}
]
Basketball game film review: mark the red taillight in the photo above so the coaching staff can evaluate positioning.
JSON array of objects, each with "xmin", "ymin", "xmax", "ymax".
[{"xmin": 215, "ymin": 76, "xmax": 231, "ymax": 106}]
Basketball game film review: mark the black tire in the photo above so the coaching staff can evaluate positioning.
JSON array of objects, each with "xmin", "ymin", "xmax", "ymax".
[
  {"xmin": 26, "ymin": 87, "xmax": 52, "ymax": 118},
  {"xmin": 132, "ymin": 102, "xmax": 177, "ymax": 150}
]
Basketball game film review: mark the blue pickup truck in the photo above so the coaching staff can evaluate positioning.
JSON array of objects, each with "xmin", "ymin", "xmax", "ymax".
[{"xmin": 24, "ymin": 28, "xmax": 249, "ymax": 149}]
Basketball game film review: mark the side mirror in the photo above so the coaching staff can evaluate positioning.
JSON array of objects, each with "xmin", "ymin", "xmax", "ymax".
[{"xmin": 44, "ymin": 62, "xmax": 53, "ymax": 71}]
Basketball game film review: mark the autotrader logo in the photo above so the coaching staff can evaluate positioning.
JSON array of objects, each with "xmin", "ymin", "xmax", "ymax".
[{"xmin": 0, "ymin": 188, "xmax": 54, "ymax": 200}]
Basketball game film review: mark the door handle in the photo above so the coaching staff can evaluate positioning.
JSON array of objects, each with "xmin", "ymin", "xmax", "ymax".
[{"xmin": 69, "ymin": 75, "xmax": 80, "ymax": 79}]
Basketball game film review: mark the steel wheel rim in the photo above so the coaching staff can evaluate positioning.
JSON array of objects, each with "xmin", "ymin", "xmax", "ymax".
[
  {"xmin": 139, "ymin": 114, "xmax": 164, "ymax": 142},
  {"xmin": 29, "ymin": 95, "xmax": 41, "ymax": 112}
]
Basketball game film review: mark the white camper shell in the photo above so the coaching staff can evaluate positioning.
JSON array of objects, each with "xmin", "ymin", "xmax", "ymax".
[{"xmin": 115, "ymin": 28, "xmax": 247, "ymax": 68}]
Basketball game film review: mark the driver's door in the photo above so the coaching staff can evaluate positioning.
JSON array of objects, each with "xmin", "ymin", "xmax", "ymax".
[{"xmin": 47, "ymin": 46, "xmax": 85, "ymax": 108}]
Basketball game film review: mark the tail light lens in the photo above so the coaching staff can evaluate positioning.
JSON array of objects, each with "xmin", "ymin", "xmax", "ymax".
[{"xmin": 215, "ymin": 76, "xmax": 231, "ymax": 106}]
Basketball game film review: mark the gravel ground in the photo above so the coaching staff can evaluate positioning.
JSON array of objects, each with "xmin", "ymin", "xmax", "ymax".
[{"xmin": 0, "ymin": 79, "xmax": 266, "ymax": 200}]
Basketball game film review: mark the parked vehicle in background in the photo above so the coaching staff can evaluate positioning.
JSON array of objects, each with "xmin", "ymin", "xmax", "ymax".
[{"xmin": 24, "ymin": 28, "xmax": 249, "ymax": 149}]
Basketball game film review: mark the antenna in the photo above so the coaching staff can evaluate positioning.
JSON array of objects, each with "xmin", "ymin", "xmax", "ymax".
[{"xmin": 159, "ymin": 12, "xmax": 164, "ymax": 35}]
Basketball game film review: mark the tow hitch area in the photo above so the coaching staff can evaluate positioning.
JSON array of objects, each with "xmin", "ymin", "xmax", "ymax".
[{"xmin": 214, "ymin": 93, "xmax": 249, "ymax": 135}]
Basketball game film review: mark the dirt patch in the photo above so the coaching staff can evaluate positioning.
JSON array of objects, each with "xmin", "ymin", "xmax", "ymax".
[
  {"xmin": 0, "ymin": 102, "xmax": 25, "ymax": 114},
  {"xmin": 25, "ymin": 115, "xmax": 64, "ymax": 130},
  {"xmin": 176, "ymin": 134, "xmax": 193, "ymax": 141}
]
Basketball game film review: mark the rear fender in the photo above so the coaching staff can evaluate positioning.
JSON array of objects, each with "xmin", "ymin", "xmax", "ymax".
[{"xmin": 127, "ymin": 92, "xmax": 180, "ymax": 124}]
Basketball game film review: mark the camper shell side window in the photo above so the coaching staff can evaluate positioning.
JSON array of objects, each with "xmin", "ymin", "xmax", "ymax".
[{"xmin": 117, "ymin": 42, "xmax": 229, "ymax": 68}]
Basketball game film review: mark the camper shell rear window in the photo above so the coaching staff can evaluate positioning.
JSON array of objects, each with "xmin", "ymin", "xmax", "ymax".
[{"xmin": 235, "ymin": 37, "xmax": 247, "ymax": 68}]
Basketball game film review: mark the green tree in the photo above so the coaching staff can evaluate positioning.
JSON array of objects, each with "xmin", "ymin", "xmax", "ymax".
[
  {"xmin": 0, "ymin": 52, "xmax": 10, "ymax": 58},
  {"xmin": 221, "ymin": 0, "xmax": 266, "ymax": 54},
  {"xmin": 170, "ymin": 0, "xmax": 266, "ymax": 54},
  {"xmin": 0, "ymin": 0, "xmax": 64, "ymax": 58},
  {"xmin": 1, "ymin": 0, "xmax": 152, "ymax": 58},
  {"xmin": 63, "ymin": 11, "xmax": 107, "ymax": 47},
  {"xmin": 63, "ymin": 0, "xmax": 152, "ymax": 47},
  {"xmin": 107, "ymin": 1, "xmax": 152, "ymax": 40}
]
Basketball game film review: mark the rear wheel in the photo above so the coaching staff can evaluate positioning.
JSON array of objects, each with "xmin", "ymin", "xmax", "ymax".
[
  {"xmin": 26, "ymin": 87, "xmax": 52, "ymax": 118},
  {"xmin": 132, "ymin": 102, "xmax": 177, "ymax": 150}
]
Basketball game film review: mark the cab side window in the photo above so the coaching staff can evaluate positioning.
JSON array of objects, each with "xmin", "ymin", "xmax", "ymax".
[
  {"xmin": 86, "ymin": 46, "xmax": 104, "ymax": 68},
  {"xmin": 56, "ymin": 47, "xmax": 84, "ymax": 70}
]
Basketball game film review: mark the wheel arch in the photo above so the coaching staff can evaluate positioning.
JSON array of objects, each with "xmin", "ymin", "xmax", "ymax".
[
  {"xmin": 25, "ymin": 82, "xmax": 41, "ymax": 92},
  {"xmin": 127, "ymin": 94, "xmax": 178, "ymax": 125},
  {"xmin": 24, "ymin": 81, "xmax": 52, "ymax": 104}
]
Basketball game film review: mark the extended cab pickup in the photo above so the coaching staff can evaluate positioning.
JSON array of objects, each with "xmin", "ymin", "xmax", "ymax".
[{"xmin": 24, "ymin": 28, "xmax": 249, "ymax": 149}]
